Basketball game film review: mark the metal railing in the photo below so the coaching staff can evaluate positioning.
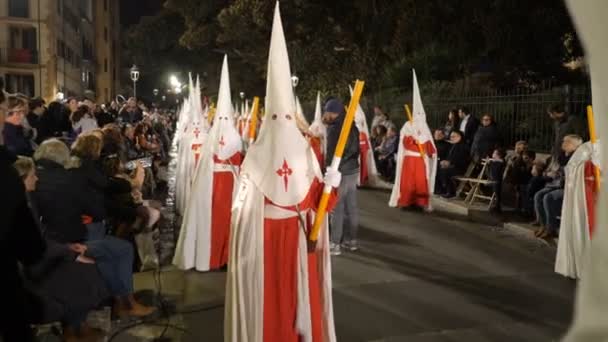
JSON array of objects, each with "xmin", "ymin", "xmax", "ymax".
[{"xmin": 366, "ymin": 83, "xmax": 591, "ymax": 153}]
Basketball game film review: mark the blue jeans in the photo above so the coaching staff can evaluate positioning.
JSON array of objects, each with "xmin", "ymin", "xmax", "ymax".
[
  {"xmin": 331, "ymin": 173, "xmax": 359, "ymax": 244},
  {"xmin": 534, "ymin": 187, "xmax": 564, "ymax": 233},
  {"xmin": 86, "ymin": 221, "xmax": 107, "ymax": 241},
  {"xmin": 85, "ymin": 235, "xmax": 134, "ymax": 297}
]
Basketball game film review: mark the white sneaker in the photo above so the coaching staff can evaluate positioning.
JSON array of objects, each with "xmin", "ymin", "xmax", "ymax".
[
  {"xmin": 330, "ymin": 243, "xmax": 342, "ymax": 256},
  {"xmin": 342, "ymin": 240, "xmax": 359, "ymax": 252}
]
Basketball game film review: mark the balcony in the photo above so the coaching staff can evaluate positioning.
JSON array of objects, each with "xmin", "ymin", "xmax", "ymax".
[{"xmin": 1, "ymin": 48, "xmax": 39, "ymax": 64}]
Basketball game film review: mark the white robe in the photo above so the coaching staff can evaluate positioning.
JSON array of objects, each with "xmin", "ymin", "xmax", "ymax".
[
  {"xmin": 555, "ymin": 142, "xmax": 595, "ymax": 279},
  {"xmin": 224, "ymin": 174, "xmax": 336, "ymax": 342}
]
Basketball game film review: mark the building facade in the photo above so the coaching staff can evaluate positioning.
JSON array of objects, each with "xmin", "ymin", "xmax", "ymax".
[{"xmin": 0, "ymin": 0, "xmax": 120, "ymax": 103}]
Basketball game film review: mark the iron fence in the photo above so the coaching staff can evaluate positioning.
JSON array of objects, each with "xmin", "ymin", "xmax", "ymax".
[{"xmin": 366, "ymin": 83, "xmax": 591, "ymax": 153}]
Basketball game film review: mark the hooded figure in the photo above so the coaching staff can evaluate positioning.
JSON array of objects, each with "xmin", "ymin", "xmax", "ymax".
[
  {"xmin": 308, "ymin": 92, "xmax": 326, "ymax": 169},
  {"xmin": 173, "ymin": 56, "xmax": 243, "ymax": 272},
  {"xmin": 389, "ymin": 70, "xmax": 437, "ymax": 210},
  {"xmin": 555, "ymin": 142, "xmax": 600, "ymax": 279},
  {"xmin": 553, "ymin": 3, "xmax": 607, "ymax": 340},
  {"xmin": 349, "ymin": 85, "xmax": 380, "ymax": 187},
  {"xmin": 225, "ymin": 3, "xmax": 339, "ymax": 341},
  {"xmin": 175, "ymin": 74, "xmax": 208, "ymax": 215}
]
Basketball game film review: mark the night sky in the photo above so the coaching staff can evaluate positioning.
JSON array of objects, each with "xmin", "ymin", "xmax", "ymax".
[{"xmin": 120, "ymin": 0, "xmax": 164, "ymax": 28}]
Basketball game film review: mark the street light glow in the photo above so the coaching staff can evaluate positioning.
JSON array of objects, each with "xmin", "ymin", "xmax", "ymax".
[{"xmin": 169, "ymin": 75, "xmax": 179, "ymax": 87}]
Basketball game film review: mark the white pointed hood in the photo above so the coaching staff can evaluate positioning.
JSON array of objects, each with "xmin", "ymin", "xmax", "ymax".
[
  {"xmin": 206, "ymin": 55, "xmax": 242, "ymax": 160},
  {"xmin": 349, "ymin": 85, "xmax": 369, "ymax": 136},
  {"xmin": 241, "ymin": 2, "xmax": 321, "ymax": 206},
  {"xmin": 308, "ymin": 91, "xmax": 325, "ymax": 138}
]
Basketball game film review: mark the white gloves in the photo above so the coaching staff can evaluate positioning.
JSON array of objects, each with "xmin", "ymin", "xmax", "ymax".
[{"xmin": 323, "ymin": 167, "xmax": 342, "ymax": 188}]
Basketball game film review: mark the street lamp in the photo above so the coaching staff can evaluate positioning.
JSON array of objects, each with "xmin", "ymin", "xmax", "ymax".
[
  {"xmin": 291, "ymin": 75, "xmax": 299, "ymax": 89},
  {"xmin": 161, "ymin": 95, "xmax": 166, "ymax": 102},
  {"xmin": 239, "ymin": 91, "xmax": 245, "ymax": 114},
  {"xmin": 130, "ymin": 64, "xmax": 140, "ymax": 98},
  {"xmin": 153, "ymin": 88, "xmax": 159, "ymax": 97}
]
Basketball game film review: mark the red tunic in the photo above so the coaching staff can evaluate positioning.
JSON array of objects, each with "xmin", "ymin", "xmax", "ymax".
[
  {"xmin": 209, "ymin": 152, "xmax": 243, "ymax": 269},
  {"xmin": 584, "ymin": 161, "xmax": 599, "ymax": 237},
  {"xmin": 263, "ymin": 180, "xmax": 337, "ymax": 342},
  {"xmin": 359, "ymin": 132, "xmax": 370, "ymax": 185},
  {"xmin": 397, "ymin": 137, "xmax": 436, "ymax": 208}
]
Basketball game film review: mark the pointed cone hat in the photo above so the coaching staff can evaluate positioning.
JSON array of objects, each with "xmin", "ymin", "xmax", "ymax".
[
  {"xmin": 404, "ymin": 69, "xmax": 433, "ymax": 143},
  {"xmin": 309, "ymin": 91, "xmax": 326, "ymax": 138},
  {"xmin": 207, "ymin": 55, "xmax": 242, "ymax": 160},
  {"xmin": 241, "ymin": 2, "xmax": 321, "ymax": 206},
  {"xmin": 349, "ymin": 84, "xmax": 369, "ymax": 135}
]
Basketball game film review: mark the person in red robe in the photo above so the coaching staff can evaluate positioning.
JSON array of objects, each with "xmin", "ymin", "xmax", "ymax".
[
  {"xmin": 389, "ymin": 70, "xmax": 438, "ymax": 210},
  {"xmin": 225, "ymin": 4, "xmax": 339, "ymax": 341},
  {"xmin": 359, "ymin": 131, "xmax": 370, "ymax": 185},
  {"xmin": 397, "ymin": 136, "xmax": 436, "ymax": 208},
  {"xmin": 173, "ymin": 55, "xmax": 243, "ymax": 272}
]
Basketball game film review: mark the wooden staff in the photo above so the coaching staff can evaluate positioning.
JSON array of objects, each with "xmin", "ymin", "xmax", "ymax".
[
  {"xmin": 249, "ymin": 97, "xmax": 260, "ymax": 144},
  {"xmin": 309, "ymin": 80, "xmax": 365, "ymax": 242},
  {"xmin": 587, "ymin": 105, "xmax": 601, "ymax": 191},
  {"xmin": 404, "ymin": 104, "xmax": 426, "ymax": 157}
]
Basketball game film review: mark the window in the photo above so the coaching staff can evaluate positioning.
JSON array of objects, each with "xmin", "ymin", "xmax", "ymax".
[
  {"xmin": 8, "ymin": 27, "xmax": 38, "ymax": 64},
  {"xmin": 104, "ymin": 58, "xmax": 108, "ymax": 73},
  {"xmin": 5, "ymin": 74, "xmax": 35, "ymax": 97},
  {"xmin": 9, "ymin": 0, "xmax": 29, "ymax": 18},
  {"xmin": 104, "ymin": 27, "xmax": 108, "ymax": 42}
]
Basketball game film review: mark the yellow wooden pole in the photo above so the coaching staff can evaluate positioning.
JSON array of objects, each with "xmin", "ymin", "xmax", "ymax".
[
  {"xmin": 587, "ymin": 105, "xmax": 601, "ymax": 191},
  {"xmin": 309, "ymin": 80, "xmax": 365, "ymax": 242},
  {"xmin": 404, "ymin": 104, "xmax": 426, "ymax": 157},
  {"xmin": 249, "ymin": 97, "xmax": 260, "ymax": 144}
]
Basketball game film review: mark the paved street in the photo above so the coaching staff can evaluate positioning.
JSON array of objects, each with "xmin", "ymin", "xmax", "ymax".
[{"xmin": 114, "ymin": 188, "xmax": 575, "ymax": 342}]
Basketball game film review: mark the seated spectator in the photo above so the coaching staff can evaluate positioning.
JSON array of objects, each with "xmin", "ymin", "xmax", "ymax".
[
  {"xmin": 375, "ymin": 126, "xmax": 399, "ymax": 180},
  {"xmin": 14, "ymin": 157, "xmax": 108, "ymax": 342},
  {"xmin": 3, "ymin": 95, "xmax": 34, "ymax": 156},
  {"xmin": 506, "ymin": 141, "xmax": 535, "ymax": 213},
  {"xmin": 70, "ymin": 134, "xmax": 109, "ymax": 241},
  {"xmin": 371, "ymin": 125, "xmax": 387, "ymax": 151},
  {"xmin": 25, "ymin": 97, "xmax": 45, "ymax": 145},
  {"xmin": 442, "ymin": 109, "xmax": 460, "ymax": 138},
  {"xmin": 134, "ymin": 122, "xmax": 161, "ymax": 154},
  {"xmin": 32, "ymin": 139, "xmax": 156, "ymax": 319},
  {"xmin": 70, "ymin": 105, "xmax": 99, "ymax": 136},
  {"xmin": 470, "ymin": 113, "xmax": 501, "ymax": 163},
  {"xmin": 523, "ymin": 159, "xmax": 548, "ymax": 217},
  {"xmin": 437, "ymin": 130, "xmax": 470, "ymax": 197},
  {"xmin": 434, "ymin": 129, "xmax": 451, "ymax": 162},
  {"xmin": 486, "ymin": 148, "xmax": 506, "ymax": 213},
  {"xmin": 39, "ymin": 101, "xmax": 71, "ymax": 141},
  {"xmin": 122, "ymin": 124, "xmax": 142, "ymax": 161},
  {"xmin": 533, "ymin": 135, "xmax": 582, "ymax": 239}
]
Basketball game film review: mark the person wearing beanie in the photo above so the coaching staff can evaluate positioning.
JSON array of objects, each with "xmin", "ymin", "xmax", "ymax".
[{"xmin": 323, "ymin": 97, "xmax": 361, "ymax": 255}]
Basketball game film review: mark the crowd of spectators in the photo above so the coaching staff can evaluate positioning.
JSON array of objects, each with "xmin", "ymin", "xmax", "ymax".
[
  {"xmin": 371, "ymin": 103, "xmax": 584, "ymax": 231},
  {"xmin": 0, "ymin": 78, "xmax": 176, "ymax": 341}
]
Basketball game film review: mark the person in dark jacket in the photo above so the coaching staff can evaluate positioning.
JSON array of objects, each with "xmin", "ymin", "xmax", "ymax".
[
  {"xmin": 323, "ymin": 98, "xmax": 360, "ymax": 255},
  {"xmin": 26, "ymin": 97, "xmax": 45, "ymax": 144},
  {"xmin": 436, "ymin": 130, "xmax": 470, "ymax": 197},
  {"xmin": 470, "ymin": 114, "xmax": 501, "ymax": 162},
  {"xmin": 32, "ymin": 139, "xmax": 156, "ymax": 319},
  {"xmin": 375, "ymin": 126, "xmax": 399, "ymax": 180},
  {"xmin": 14, "ymin": 156, "xmax": 108, "ymax": 341},
  {"xmin": 38, "ymin": 101, "xmax": 71, "ymax": 141},
  {"xmin": 433, "ymin": 129, "xmax": 451, "ymax": 161},
  {"xmin": 0, "ymin": 90, "xmax": 46, "ymax": 341},
  {"xmin": 3, "ymin": 95, "xmax": 34, "ymax": 156},
  {"xmin": 70, "ymin": 133, "xmax": 109, "ymax": 240},
  {"xmin": 458, "ymin": 106, "xmax": 480, "ymax": 146},
  {"xmin": 548, "ymin": 104, "xmax": 582, "ymax": 163}
]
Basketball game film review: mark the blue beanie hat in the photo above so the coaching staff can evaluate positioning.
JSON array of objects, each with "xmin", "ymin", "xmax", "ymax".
[{"xmin": 324, "ymin": 98, "xmax": 345, "ymax": 115}]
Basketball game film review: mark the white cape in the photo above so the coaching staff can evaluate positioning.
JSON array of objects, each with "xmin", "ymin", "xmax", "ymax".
[
  {"xmin": 224, "ymin": 173, "xmax": 336, "ymax": 342},
  {"xmin": 555, "ymin": 142, "xmax": 595, "ymax": 279}
]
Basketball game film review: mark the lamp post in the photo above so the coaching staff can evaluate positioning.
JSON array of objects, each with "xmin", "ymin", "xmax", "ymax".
[
  {"xmin": 130, "ymin": 64, "xmax": 140, "ymax": 98},
  {"xmin": 239, "ymin": 91, "xmax": 245, "ymax": 114},
  {"xmin": 153, "ymin": 88, "xmax": 159, "ymax": 97}
]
